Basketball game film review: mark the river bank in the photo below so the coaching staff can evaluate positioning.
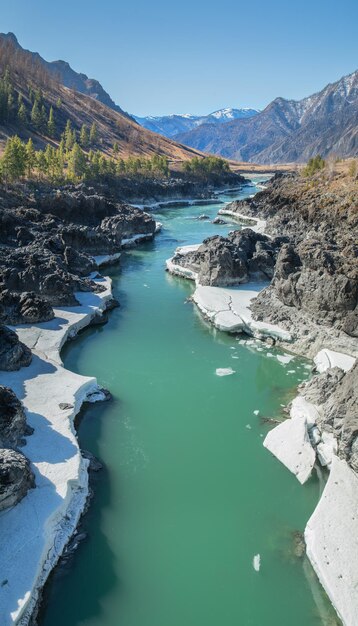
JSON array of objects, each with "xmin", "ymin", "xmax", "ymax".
[
  {"xmin": 165, "ymin": 170, "xmax": 357, "ymax": 625},
  {"xmin": 38, "ymin": 182, "xmax": 339, "ymax": 626},
  {"xmin": 0, "ymin": 174, "xmax": 343, "ymax": 626},
  {"xmin": 0, "ymin": 174, "xmax": 247, "ymax": 624}
]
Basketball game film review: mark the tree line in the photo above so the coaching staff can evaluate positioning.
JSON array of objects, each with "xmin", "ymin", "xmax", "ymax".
[
  {"xmin": 0, "ymin": 135, "xmax": 170, "ymax": 184},
  {"xmin": 183, "ymin": 156, "xmax": 230, "ymax": 177}
]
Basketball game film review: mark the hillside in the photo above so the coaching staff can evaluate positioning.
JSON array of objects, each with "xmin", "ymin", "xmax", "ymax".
[
  {"xmin": 0, "ymin": 34, "xmax": 203, "ymax": 163},
  {"xmin": 0, "ymin": 32, "xmax": 133, "ymax": 119},
  {"xmin": 175, "ymin": 70, "xmax": 358, "ymax": 163},
  {"xmin": 134, "ymin": 108, "xmax": 259, "ymax": 139}
]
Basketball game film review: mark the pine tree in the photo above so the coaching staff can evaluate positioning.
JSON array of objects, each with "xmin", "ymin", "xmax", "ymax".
[
  {"xmin": 25, "ymin": 138, "xmax": 36, "ymax": 177},
  {"xmin": 64, "ymin": 119, "xmax": 75, "ymax": 151},
  {"xmin": 79, "ymin": 124, "xmax": 89, "ymax": 149},
  {"xmin": 36, "ymin": 150, "xmax": 48, "ymax": 178},
  {"xmin": 0, "ymin": 136, "xmax": 28, "ymax": 182},
  {"xmin": 6, "ymin": 86, "xmax": 15, "ymax": 122},
  {"xmin": 40, "ymin": 105, "xmax": 47, "ymax": 133},
  {"xmin": 17, "ymin": 96, "xmax": 27, "ymax": 127},
  {"xmin": 89, "ymin": 122, "xmax": 98, "ymax": 145},
  {"xmin": 31, "ymin": 100, "xmax": 42, "ymax": 130},
  {"xmin": 56, "ymin": 97, "xmax": 62, "ymax": 108},
  {"xmin": 47, "ymin": 106, "xmax": 56, "ymax": 138},
  {"xmin": 113, "ymin": 142, "xmax": 119, "ymax": 155},
  {"xmin": 67, "ymin": 143, "xmax": 87, "ymax": 179}
]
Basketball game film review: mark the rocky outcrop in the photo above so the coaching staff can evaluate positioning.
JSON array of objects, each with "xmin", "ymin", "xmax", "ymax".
[
  {"xmin": 302, "ymin": 362, "xmax": 358, "ymax": 472},
  {"xmin": 0, "ymin": 290, "xmax": 54, "ymax": 325},
  {"xmin": 0, "ymin": 385, "xmax": 34, "ymax": 511},
  {"xmin": 0, "ymin": 448, "xmax": 34, "ymax": 511},
  {"xmin": 0, "ymin": 184, "xmax": 157, "ymax": 322},
  {"xmin": 170, "ymin": 228, "xmax": 286, "ymax": 286},
  {"xmin": 0, "ymin": 325, "xmax": 32, "ymax": 371},
  {"xmin": 224, "ymin": 171, "xmax": 358, "ymax": 357},
  {"xmin": 0, "ymin": 386, "xmax": 30, "ymax": 448}
]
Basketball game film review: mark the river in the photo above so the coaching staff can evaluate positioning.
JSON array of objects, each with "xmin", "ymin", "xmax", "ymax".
[{"xmin": 39, "ymin": 178, "xmax": 338, "ymax": 626}]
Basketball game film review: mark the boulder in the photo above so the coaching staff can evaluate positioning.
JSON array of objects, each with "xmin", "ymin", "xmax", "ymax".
[
  {"xmin": 0, "ymin": 448, "xmax": 34, "ymax": 511},
  {"xmin": 0, "ymin": 325, "xmax": 32, "ymax": 371}
]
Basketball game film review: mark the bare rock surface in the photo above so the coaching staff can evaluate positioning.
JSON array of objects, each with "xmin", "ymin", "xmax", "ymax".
[
  {"xmin": 0, "ymin": 448, "xmax": 34, "ymax": 512},
  {"xmin": 0, "ymin": 385, "xmax": 29, "ymax": 448},
  {"xmin": 171, "ymin": 228, "xmax": 287, "ymax": 286},
  {"xmin": 0, "ymin": 183, "xmax": 157, "ymax": 323},
  {"xmin": 0, "ymin": 324, "xmax": 32, "ymax": 371}
]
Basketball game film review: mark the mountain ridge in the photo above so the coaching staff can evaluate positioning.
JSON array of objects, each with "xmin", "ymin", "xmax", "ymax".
[
  {"xmin": 175, "ymin": 69, "xmax": 358, "ymax": 163},
  {"xmin": 0, "ymin": 32, "xmax": 134, "ymax": 120},
  {"xmin": 0, "ymin": 33, "xmax": 205, "ymax": 163},
  {"xmin": 134, "ymin": 108, "xmax": 259, "ymax": 138}
]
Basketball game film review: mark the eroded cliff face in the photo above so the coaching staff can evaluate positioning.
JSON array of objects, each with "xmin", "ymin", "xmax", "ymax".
[
  {"xmin": 0, "ymin": 325, "xmax": 32, "ymax": 371},
  {"xmin": 225, "ymin": 170, "xmax": 358, "ymax": 356},
  {"xmin": 171, "ymin": 229, "xmax": 287, "ymax": 286},
  {"xmin": 0, "ymin": 184, "xmax": 156, "ymax": 323},
  {"xmin": 0, "ymin": 386, "xmax": 34, "ymax": 511},
  {"xmin": 0, "ymin": 448, "xmax": 34, "ymax": 511},
  {"xmin": 301, "ymin": 362, "xmax": 358, "ymax": 473}
]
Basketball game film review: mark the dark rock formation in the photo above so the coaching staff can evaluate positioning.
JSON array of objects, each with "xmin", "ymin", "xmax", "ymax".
[
  {"xmin": 172, "ymin": 228, "xmax": 286, "ymax": 286},
  {"xmin": 0, "ymin": 325, "xmax": 32, "ymax": 371},
  {"xmin": 0, "ymin": 448, "xmax": 34, "ymax": 511},
  {"xmin": 224, "ymin": 172, "xmax": 358, "ymax": 352},
  {"xmin": 0, "ymin": 290, "xmax": 54, "ymax": 325},
  {"xmin": 0, "ymin": 184, "xmax": 157, "ymax": 321},
  {"xmin": 0, "ymin": 386, "xmax": 30, "ymax": 448},
  {"xmin": 301, "ymin": 362, "xmax": 358, "ymax": 472}
]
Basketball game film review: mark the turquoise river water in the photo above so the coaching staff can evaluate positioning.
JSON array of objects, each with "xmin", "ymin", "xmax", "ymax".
[{"xmin": 39, "ymin": 179, "xmax": 339, "ymax": 626}]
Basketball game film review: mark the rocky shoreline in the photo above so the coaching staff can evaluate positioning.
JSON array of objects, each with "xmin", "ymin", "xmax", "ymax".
[
  {"xmin": 166, "ymin": 170, "xmax": 358, "ymax": 625},
  {"xmin": 0, "ymin": 172, "xmax": 246, "ymax": 625}
]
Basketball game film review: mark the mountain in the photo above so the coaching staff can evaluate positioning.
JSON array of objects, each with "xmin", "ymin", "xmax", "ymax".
[
  {"xmin": 0, "ymin": 33, "xmax": 203, "ymax": 162},
  {"xmin": 175, "ymin": 71, "xmax": 358, "ymax": 163},
  {"xmin": 0, "ymin": 32, "xmax": 133, "ymax": 120},
  {"xmin": 134, "ymin": 108, "xmax": 259, "ymax": 139}
]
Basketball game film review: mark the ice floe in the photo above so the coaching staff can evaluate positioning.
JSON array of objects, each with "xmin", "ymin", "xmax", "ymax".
[
  {"xmin": 305, "ymin": 457, "xmax": 358, "ymax": 626},
  {"xmin": 0, "ymin": 276, "xmax": 114, "ymax": 625},
  {"xmin": 215, "ymin": 368, "xmax": 235, "ymax": 376},
  {"xmin": 193, "ymin": 284, "xmax": 291, "ymax": 341},
  {"xmin": 253, "ymin": 554, "xmax": 261, "ymax": 571},
  {"xmin": 314, "ymin": 349, "xmax": 356, "ymax": 373}
]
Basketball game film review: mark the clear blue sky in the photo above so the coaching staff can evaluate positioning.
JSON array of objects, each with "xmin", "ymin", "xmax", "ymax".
[{"xmin": 2, "ymin": 0, "xmax": 357, "ymax": 116}]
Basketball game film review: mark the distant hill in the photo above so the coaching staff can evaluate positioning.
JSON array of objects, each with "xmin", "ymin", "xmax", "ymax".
[
  {"xmin": 0, "ymin": 33, "xmax": 203, "ymax": 162},
  {"xmin": 175, "ymin": 71, "xmax": 358, "ymax": 163},
  {"xmin": 134, "ymin": 108, "xmax": 259, "ymax": 139}
]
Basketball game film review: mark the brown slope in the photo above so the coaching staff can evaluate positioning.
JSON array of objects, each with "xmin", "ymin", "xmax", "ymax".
[
  {"xmin": 0, "ymin": 34, "xmax": 203, "ymax": 163},
  {"xmin": 0, "ymin": 79, "xmax": 204, "ymax": 162}
]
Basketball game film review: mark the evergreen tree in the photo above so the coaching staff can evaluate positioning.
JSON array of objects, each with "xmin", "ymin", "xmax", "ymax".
[
  {"xmin": 7, "ymin": 89, "xmax": 15, "ymax": 122},
  {"xmin": 31, "ymin": 99, "xmax": 42, "ymax": 130},
  {"xmin": 40, "ymin": 105, "xmax": 47, "ymax": 133},
  {"xmin": 17, "ymin": 96, "xmax": 27, "ymax": 127},
  {"xmin": 56, "ymin": 97, "xmax": 62, "ymax": 108},
  {"xmin": 25, "ymin": 138, "xmax": 36, "ymax": 177},
  {"xmin": 45, "ymin": 144, "xmax": 63, "ymax": 180},
  {"xmin": 36, "ymin": 150, "xmax": 48, "ymax": 178},
  {"xmin": 64, "ymin": 119, "xmax": 75, "ymax": 151},
  {"xmin": 0, "ymin": 136, "xmax": 27, "ymax": 182},
  {"xmin": 89, "ymin": 122, "xmax": 98, "ymax": 145},
  {"xmin": 47, "ymin": 106, "xmax": 56, "ymax": 138},
  {"xmin": 113, "ymin": 142, "xmax": 119, "ymax": 155},
  {"xmin": 79, "ymin": 124, "xmax": 89, "ymax": 148},
  {"xmin": 67, "ymin": 143, "xmax": 87, "ymax": 179}
]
